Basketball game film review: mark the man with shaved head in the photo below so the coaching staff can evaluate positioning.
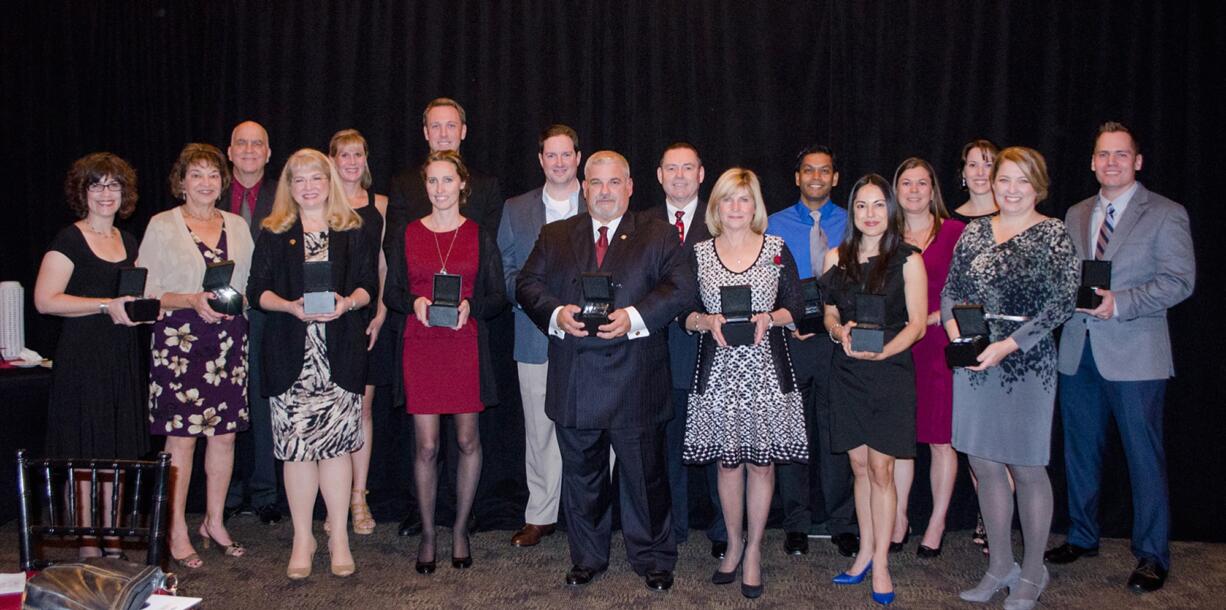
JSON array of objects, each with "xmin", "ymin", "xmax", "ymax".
[
  {"xmin": 220, "ymin": 120, "xmax": 282, "ymax": 525},
  {"xmin": 516, "ymin": 151, "xmax": 695, "ymax": 592}
]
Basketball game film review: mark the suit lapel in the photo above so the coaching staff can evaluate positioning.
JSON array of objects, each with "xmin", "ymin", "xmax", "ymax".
[
  {"xmin": 601, "ymin": 211, "xmax": 637, "ymax": 272},
  {"xmin": 1104, "ymin": 184, "xmax": 1149, "ymax": 260},
  {"xmin": 1069, "ymin": 200, "xmax": 1095, "ymax": 258},
  {"xmin": 527, "ymin": 188, "xmax": 545, "ymax": 230},
  {"xmin": 289, "ymin": 221, "xmax": 305, "ymax": 292},
  {"xmin": 686, "ymin": 202, "xmax": 711, "ymax": 246},
  {"xmin": 569, "ymin": 214, "xmax": 596, "ymax": 271}
]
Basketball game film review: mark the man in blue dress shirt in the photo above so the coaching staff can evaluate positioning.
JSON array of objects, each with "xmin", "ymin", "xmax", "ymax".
[{"xmin": 765, "ymin": 145, "xmax": 856, "ymax": 557}]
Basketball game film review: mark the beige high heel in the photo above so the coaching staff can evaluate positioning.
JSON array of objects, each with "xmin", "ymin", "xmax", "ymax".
[{"xmin": 286, "ymin": 539, "xmax": 317, "ymax": 580}]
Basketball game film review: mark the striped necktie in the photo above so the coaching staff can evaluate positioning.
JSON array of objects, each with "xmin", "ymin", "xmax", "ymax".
[
  {"xmin": 809, "ymin": 209, "xmax": 827, "ymax": 276},
  {"xmin": 1095, "ymin": 203, "xmax": 1115, "ymax": 260}
]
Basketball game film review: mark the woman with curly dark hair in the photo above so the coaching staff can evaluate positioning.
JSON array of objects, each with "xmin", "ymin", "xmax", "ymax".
[{"xmin": 33, "ymin": 152, "xmax": 149, "ymax": 559}]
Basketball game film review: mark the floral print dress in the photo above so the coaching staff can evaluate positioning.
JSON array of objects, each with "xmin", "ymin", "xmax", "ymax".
[{"xmin": 148, "ymin": 230, "xmax": 250, "ymax": 437}]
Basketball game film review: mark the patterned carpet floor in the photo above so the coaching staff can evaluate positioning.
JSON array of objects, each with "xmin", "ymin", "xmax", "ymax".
[{"xmin": 4, "ymin": 517, "xmax": 1222, "ymax": 608}]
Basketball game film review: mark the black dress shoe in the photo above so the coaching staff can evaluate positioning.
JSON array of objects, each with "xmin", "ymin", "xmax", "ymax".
[
  {"xmin": 398, "ymin": 514, "xmax": 423, "ymax": 537},
  {"xmin": 565, "ymin": 565, "xmax": 603, "ymax": 586},
  {"xmin": 712, "ymin": 568, "xmax": 736, "ymax": 585},
  {"xmin": 451, "ymin": 556, "xmax": 472, "ymax": 569},
  {"xmin": 888, "ymin": 528, "xmax": 910, "ymax": 553},
  {"xmin": 711, "ymin": 541, "xmax": 728, "ymax": 559},
  {"xmin": 645, "ymin": 569, "xmax": 674, "ymax": 591},
  {"xmin": 783, "ymin": 532, "xmax": 809, "ymax": 555},
  {"xmin": 832, "ymin": 533, "xmax": 859, "ymax": 558},
  {"xmin": 1127, "ymin": 559, "xmax": 1168, "ymax": 593},
  {"xmin": 1044, "ymin": 542, "xmax": 1099, "ymax": 565},
  {"xmin": 916, "ymin": 543, "xmax": 942, "ymax": 558},
  {"xmin": 741, "ymin": 581, "xmax": 764, "ymax": 599},
  {"xmin": 255, "ymin": 504, "xmax": 282, "ymax": 524},
  {"xmin": 415, "ymin": 556, "xmax": 436, "ymax": 575}
]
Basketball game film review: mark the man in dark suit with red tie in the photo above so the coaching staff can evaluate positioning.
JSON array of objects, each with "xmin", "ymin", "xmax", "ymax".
[
  {"xmin": 651, "ymin": 142, "xmax": 728, "ymax": 557},
  {"xmin": 516, "ymin": 150, "xmax": 696, "ymax": 592}
]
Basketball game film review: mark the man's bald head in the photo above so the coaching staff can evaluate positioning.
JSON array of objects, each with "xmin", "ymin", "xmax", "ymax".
[{"xmin": 228, "ymin": 120, "xmax": 271, "ymax": 183}]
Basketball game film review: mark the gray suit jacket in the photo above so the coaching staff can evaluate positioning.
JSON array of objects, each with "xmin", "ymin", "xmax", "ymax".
[
  {"xmin": 497, "ymin": 187, "xmax": 584, "ymax": 364},
  {"xmin": 1057, "ymin": 183, "xmax": 1195, "ymax": 380}
]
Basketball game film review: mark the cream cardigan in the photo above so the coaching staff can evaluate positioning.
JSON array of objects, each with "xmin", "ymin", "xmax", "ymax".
[{"xmin": 137, "ymin": 206, "xmax": 254, "ymax": 300}]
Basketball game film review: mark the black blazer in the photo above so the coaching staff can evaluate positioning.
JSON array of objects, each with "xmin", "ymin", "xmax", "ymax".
[
  {"xmin": 515, "ymin": 212, "xmax": 696, "ymax": 429},
  {"xmin": 215, "ymin": 176, "xmax": 277, "ymax": 241},
  {"xmin": 383, "ymin": 219, "xmax": 507, "ymax": 407},
  {"xmin": 387, "ymin": 164, "xmax": 504, "ymax": 237},
  {"xmin": 650, "ymin": 203, "xmax": 713, "ymax": 390},
  {"xmin": 246, "ymin": 220, "xmax": 377, "ymax": 397}
]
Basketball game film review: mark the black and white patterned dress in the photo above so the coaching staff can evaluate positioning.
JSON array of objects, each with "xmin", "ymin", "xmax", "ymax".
[
  {"xmin": 683, "ymin": 235, "xmax": 809, "ymax": 466},
  {"xmin": 270, "ymin": 231, "xmax": 363, "ymax": 462},
  {"xmin": 940, "ymin": 217, "xmax": 1078, "ymax": 466}
]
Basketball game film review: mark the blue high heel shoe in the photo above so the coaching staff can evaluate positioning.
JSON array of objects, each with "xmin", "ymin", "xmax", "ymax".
[
  {"xmin": 832, "ymin": 560, "xmax": 872, "ymax": 585},
  {"xmin": 871, "ymin": 589, "xmax": 896, "ymax": 605}
]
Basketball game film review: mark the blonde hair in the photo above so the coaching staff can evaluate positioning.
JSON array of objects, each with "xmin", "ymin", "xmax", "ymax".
[
  {"xmin": 263, "ymin": 149, "xmax": 362, "ymax": 234},
  {"xmin": 705, "ymin": 167, "xmax": 768, "ymax": 236},
  {"xmin": 328, "ymin": 129, "xmax": 373, "ymax": 189},
  {"xmin": 992, "ymin": 146, "xmax": 1050, "ymax": 203}
]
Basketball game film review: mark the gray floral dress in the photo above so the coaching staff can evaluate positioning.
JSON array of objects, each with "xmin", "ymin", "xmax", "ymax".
[
  {"xmin": 270, "ymin": 231, "xmax": 363, "ymax": 462},
  {"xmin": 940, "ymin": 217, "xmax": 1078, "ymax": 466},
  {"xmin": 149, "ymin": 230, "xmax": 250, "ymax": 437}
]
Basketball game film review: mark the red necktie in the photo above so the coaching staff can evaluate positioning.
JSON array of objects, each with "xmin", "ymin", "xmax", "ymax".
[
  {"xmin": 674, "ymin": 210, "xmax": 686, "ymax": 243},
  {"xmin": 595, "ymin": 226, "xmax": 609, "ymax": 267}
]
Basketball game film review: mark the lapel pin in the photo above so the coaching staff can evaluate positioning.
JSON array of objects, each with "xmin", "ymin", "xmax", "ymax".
[
  {"xmin": 619, "ymin": 234, "xmax": 627, "ymax": 240},
  {"xmin": 290, "ymin": 238, "xmax": 297, "ymax": 245}
]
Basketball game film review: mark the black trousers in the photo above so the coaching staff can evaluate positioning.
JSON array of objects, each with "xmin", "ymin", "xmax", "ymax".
[
  {"xmin": 557, "ymin": 423, "xmax": 676, "ymax": 575},
  {"xmin": 777, "ymin": 334, "xmax": 857, "ymax": 536}
]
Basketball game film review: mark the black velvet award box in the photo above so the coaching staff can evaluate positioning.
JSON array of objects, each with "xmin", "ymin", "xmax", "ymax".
[
  {"xmin": 302, "ymin": 260, "xmax": 334, "ymax": 316},
  {"xmin": 720, "ymin": 284, "xmax": 755, "ymax": 346},
  {"xmin": 578, "ymin": 272, "xmax": 614, "ymax": 333},
  {"xmin": 115, "ymin": 266, "xmax": 160, "ymax": 322},
  {"xmin": 849, "ymin": 292, "xmax": 885, "ymax": 353},
  {"xmin": 203, "ymin": 260, "xmax": 243, "ymax": 316},
  {"xmin": 796, "ymin": 277, "xmax": 824, "ymax": 335},
  {"xmin": 944, "ymin": 304, "xmax": 990, "ymax": 368},
  {"xmin": 1076, "ymin": 260, "xmax": 1112, "ymax": 309},
  {"xmin": 427, "ymin": 273, "xmax": 462, "ymax": 328}
]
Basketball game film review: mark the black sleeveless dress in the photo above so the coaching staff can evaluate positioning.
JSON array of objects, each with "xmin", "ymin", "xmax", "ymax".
[
  {"xmin": 45, "ymin": 225, "xmax": 150, "ymax": 459},
  {"xmin": 354, "ymin": 193, "xmax": 392, "ymax": 385},
  {"xmin": 822, "ymin": 245, "xmax": 919, "ymax": 458}
]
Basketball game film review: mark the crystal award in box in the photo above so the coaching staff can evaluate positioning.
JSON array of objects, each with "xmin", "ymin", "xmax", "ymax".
[
  {"xmin": 1076, "ymin": 260, "xmax": 1112, "ymax": 310},
  {"xmin": 849, "ymin": 293, "xmax": 885, "ymax": 353},
  {"xmin": 203, "ymin": 260, "xmax": 243, "ymax": 316},
  {"xmin": 720, "ymin": 284, "xmax": 755, "ymax": 346},
  {"xmin": 428, "ymin": 273, "xmax": 462, "ymax": 328},
  {"xmin": 578, "ymin": 272, "xmax": 614, "ymax": 333},
  {"xmin": 115, "ymin": 266, "xmax": 160, "ymax": 322},
  {"xmin": 797, "ymin": 278, "xmax": 824, "ymax": 335},
  {"xmin": 302, "ymin": 261, "xmax": 334, "ymax": 316},
  {"xmin": 944, "ymin": 304, "xmax": 990, "ymax": 368}
]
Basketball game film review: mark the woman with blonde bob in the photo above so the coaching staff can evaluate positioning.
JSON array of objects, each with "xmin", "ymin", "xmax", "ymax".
[
  {"xmin": 682, "ymin": 168, "xmax": 807, "ymax": 599},
  {"xmin": 247, "ymin": 149, "xmax": 376, "ymax": 579}
]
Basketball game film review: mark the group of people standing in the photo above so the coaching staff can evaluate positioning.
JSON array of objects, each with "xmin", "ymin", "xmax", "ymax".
[{"xmin": 33, "ymin": 97, "xmax": 1194, "ymax": 608}]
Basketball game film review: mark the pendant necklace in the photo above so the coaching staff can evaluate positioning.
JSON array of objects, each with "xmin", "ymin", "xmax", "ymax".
[{"xmin": 433, "ymin": 223, "xmax": 460, "ymax": 273}]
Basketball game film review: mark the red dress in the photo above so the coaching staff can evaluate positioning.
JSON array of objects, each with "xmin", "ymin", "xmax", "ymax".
[
  {"xmin": 401, "ymin": 219, "xmax": 482, "ymax": 414},
  {"xmin": 913, "ymin": 219, "xmax": 965, "ymax": 444}
]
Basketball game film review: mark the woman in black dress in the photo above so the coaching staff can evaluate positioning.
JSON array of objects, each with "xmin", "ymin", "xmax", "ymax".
[
  {"xmin": 33, "ymin": 152, "xmax": 150, "ymax": 559},
  {"xmin": 329, "ymin": 129, "xmax": 388, "ymax": 536},
  {"xmin": 822, "ymin": 174, "xmax": 927, "ymax": 606},
  {"xmin": 949, "ymin": 139, "xmax": 999, "ymax": 224}
]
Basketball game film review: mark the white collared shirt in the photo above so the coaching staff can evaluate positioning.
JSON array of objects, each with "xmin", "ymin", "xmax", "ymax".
[
  {"xmin": 548, "ymin": 214, "xmax": 648, "ymax": 340},
  {"xmin": 665, "ymin": 197, "xmax": 699, "ymax": 241},
  {"xmin": 1090, "ymin": 181, "xmax": 1139, "ymax": 247}
]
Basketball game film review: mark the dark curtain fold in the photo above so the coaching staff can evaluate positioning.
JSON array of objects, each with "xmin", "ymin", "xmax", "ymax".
[{"xmin": 2, "ymin": 0, "xmax": 1223, "ymax": 541}]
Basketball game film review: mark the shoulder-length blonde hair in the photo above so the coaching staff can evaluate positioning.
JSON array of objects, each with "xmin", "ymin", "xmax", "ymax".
[
  {"xmin": 263, "ymin": 149, "xmax": 362, "ymax": 234},
  {"xmin": 704, "ymin": 167, "xmax": 768, "ymax": 236}
]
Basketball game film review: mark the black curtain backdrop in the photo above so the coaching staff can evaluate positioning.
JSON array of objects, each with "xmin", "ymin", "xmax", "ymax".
[{"xmin": 3, "ymin": 1, "xmax": 1223, "ymax": 541}]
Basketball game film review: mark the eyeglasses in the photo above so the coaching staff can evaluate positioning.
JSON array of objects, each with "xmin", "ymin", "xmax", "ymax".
[{"xmin": 88, "ymin": 182, "xmax": 123, "ymax": 192}]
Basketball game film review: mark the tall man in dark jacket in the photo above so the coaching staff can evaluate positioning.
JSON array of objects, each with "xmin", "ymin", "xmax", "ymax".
[{"xmin": 517, "ymin": 151, "xmax": 695, "ymax": 592}]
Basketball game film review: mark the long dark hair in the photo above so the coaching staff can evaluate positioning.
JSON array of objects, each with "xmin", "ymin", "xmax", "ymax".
[{"xmin": 835, "ymin": 174, "xmax": 904, "ymax": 293}]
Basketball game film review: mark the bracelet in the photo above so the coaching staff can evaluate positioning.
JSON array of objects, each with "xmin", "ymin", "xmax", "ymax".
[
  {"xmin": 99, "ymin": 300, "xmax": 110, "ymax": 314},
  {"xmin": 828, "ymin": 328, "xmax": 841, "ymax": 344},
  {"xmin": 767, "ymin": 312, "xmax": 775, "ymax": 328}
]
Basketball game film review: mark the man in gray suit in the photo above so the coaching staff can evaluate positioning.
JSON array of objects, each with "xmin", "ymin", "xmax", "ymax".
[
  {"xmin": 498, "ymin": 124, "xmax": 584, "ymax": 547},
  {"xmin": 221, "ymin": 120, "xmax": 282, "ymax": 525},
  {"xmin": 1046, "ymin": 122, "xmax": 1195, "ymax": 593}
]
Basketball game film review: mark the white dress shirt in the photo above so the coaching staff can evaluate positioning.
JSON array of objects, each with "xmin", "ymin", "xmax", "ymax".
[{"xmin": 548, "ymin": 214, "xmax": 649, "ymax": 339}]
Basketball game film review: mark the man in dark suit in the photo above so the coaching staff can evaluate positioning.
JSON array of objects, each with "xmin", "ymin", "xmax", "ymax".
[
  {"xmin": 387, "ymin": 98, "xmax": 504, "ymax": 537},
  {"xmin": 221, "ymin": 120, "xmax": 282, "ymax": 525},
  {"xmin": 516, "ymin": 151, "xmax": 695, "ymax": 591},
  {"xmin": 498, "ymin": 124, "xmax": 585, "ymax": 547},
  {"xmin": 651, "ymin": 142, "xmax": 727, "ymax": 557},
  {"xmin": 387, "ymin": 97, "xmax": 503, "ymax": 234},
  {"xmin": 1046, "ymin": 122, "xmax": 1195, "ymax": 593}
]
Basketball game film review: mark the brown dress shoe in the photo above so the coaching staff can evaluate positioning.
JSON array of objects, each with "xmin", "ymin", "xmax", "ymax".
[{"xmin": 511, "ymin": 523, "xmax": 556, "ymax": 546}]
